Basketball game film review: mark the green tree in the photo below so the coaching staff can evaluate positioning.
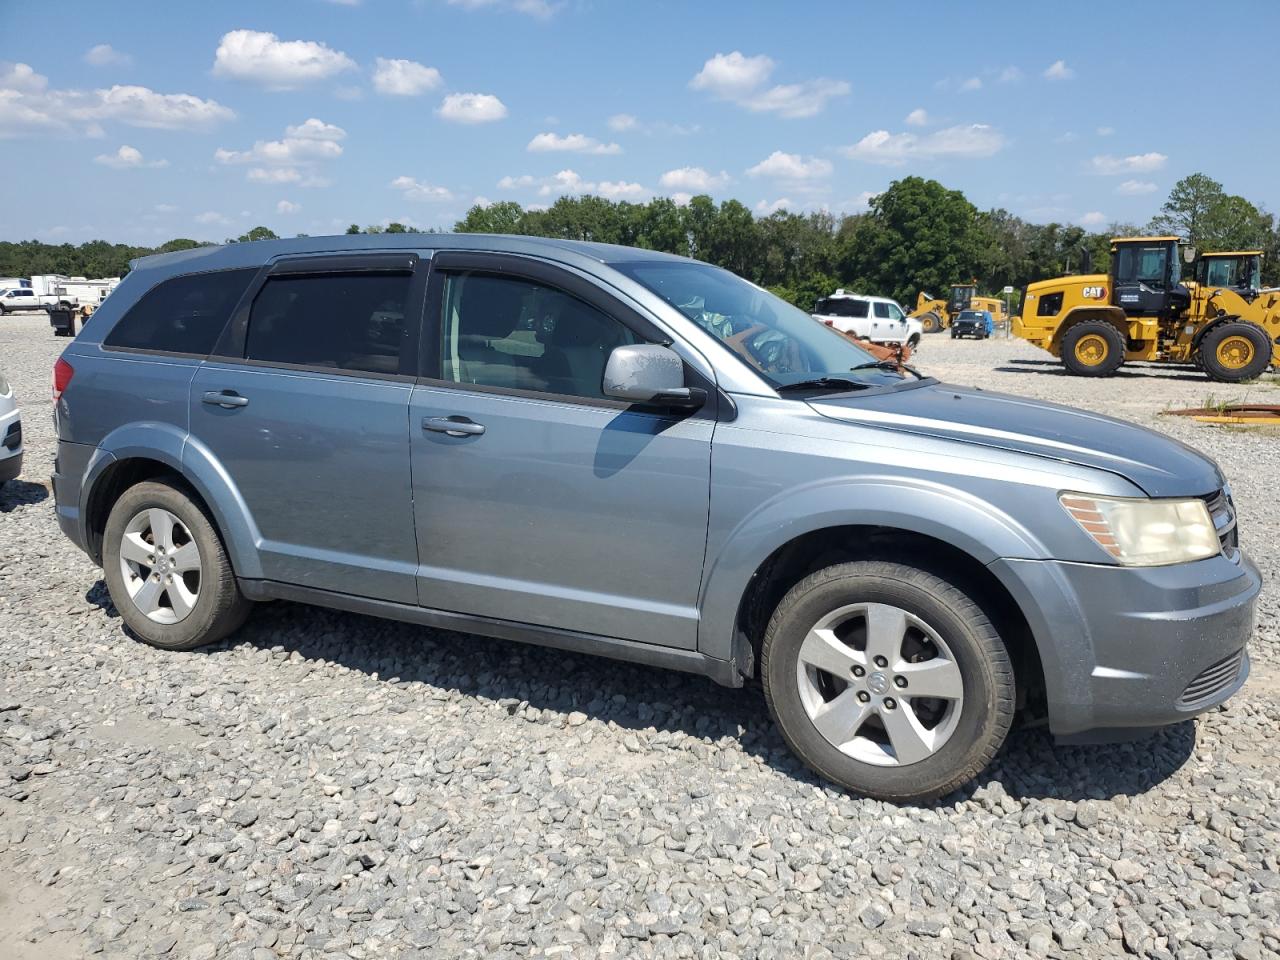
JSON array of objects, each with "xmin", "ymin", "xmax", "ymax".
[
  {"xmin": 1150, "ymin": 173, "xmax": 1227, "ymax": 241},
  {"xmin": 455, "ymin": 201, "xmax": 527, "ymax": 234},
  {"xmin": 345, "ymin": 223, "xmax": 361, "ymax": 235},
  {"xmin": 235, "ymin": 226, "xmax": 279, "ymax": 243}
]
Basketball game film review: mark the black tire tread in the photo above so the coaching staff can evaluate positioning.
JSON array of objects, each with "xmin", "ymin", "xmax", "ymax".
[
  {"xmin": 761, "ymin": 560, "xmax": 1015, "ymax": 803},
  {"xmin": 1061, "ymin": 321, "xmax": 1125, "ymax": 377},
  {"xmin": 1198, "ymin": 321, "xmax": 1272, "ymax": 383}
]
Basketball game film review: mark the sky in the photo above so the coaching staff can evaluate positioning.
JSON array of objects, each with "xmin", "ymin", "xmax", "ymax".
[{"xmin": 1, "ymin": 0, "xmax": 1277, "ymax": 246}]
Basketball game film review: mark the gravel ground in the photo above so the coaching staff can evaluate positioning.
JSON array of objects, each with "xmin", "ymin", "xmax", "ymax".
[{"xmin": 2, "ymin": 311, "xmax": 1279, "ymax": 960}]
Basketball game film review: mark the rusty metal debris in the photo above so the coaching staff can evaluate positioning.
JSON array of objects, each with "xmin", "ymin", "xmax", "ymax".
[
  {"xmin": 1163, "ymin": 403, "xmax": 1280, "ymax": 426},
  {"xmin": 818, "ymin": 320, "xmax": 914, "ymax": 366}
]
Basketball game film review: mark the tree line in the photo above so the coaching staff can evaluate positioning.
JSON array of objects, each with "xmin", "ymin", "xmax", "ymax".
[{"xmin": 2, "ymin": 173, "xmax": 1275, "ymax": 311}]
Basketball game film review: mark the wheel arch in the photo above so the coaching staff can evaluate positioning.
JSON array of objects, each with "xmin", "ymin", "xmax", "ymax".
[
  {"xmin": 81, "ymin": 424, "xmax": 262, "ymax": 576},
  {"xmin": 1049, "ymin": 307, "xmax": 1128, "ymax": 352}
]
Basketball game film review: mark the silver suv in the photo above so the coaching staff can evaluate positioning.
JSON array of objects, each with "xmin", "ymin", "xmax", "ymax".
[{"xmin": 49, "ymin": 234, "xmax": 1259, "ymax": 802}]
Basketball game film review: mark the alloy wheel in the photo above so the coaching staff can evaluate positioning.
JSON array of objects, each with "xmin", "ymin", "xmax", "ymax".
[{"xmin": 118, "ymin": 508, "xmax": 202, "ymax": 624}]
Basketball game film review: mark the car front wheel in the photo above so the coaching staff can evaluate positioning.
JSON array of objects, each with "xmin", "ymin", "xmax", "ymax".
[
  {"xmin": 103, "ymin": 480, "xmax": 251, "ymax": 650},
  {"xmin": 762, "ymin": 560, "xmax": 1014, "ymax": 803}
]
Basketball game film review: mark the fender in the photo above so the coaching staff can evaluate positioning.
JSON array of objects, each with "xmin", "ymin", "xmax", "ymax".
[
  {"xmin": 697, "ymin": 475, "xmax": 1052, "ymax": 664},
  {"xmin": 85, "ymin": 421, "xmax": 264, "ymax": 578}
]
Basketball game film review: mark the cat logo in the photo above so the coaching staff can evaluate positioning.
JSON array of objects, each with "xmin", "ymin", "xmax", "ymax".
[{"xmin": 1081, "ymin": 285, "xmax": 1107, "ymax": 300}]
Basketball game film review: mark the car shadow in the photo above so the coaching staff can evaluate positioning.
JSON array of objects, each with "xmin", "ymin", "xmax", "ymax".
[
  {"xmin": 84, "ymin": 585, "xmax": 1199, "ymax": 807},
  {"xmin": 0, "ymin": 479, "xmax": 50, "ymax": 513}
]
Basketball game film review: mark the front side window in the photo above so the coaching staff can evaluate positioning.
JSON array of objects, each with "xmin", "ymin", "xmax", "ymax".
[
  {"xmin": 104, "ymin": 268, "xmax": 256, "ymax": 355},
  {"xmin": 614, "ymin": 261, "xmax": 903, "ymax": 389},
  {"xmin": 438, "ymin": 272, "xmax": 639, "ymax": 400},
  {"xmin": 1115, "ymin": 244, "xmax": 1172, "ymax": 288},
  {"xmin": 885, "ymin": 302, "xmax": 906, "ymax": 321},
  {"xmin": 872, "ymin": 302, "xmax": 892, "ymax": 319},
  {"xmin": 246, "ymin": 272, "xmax": 412, "ymax": 375}
]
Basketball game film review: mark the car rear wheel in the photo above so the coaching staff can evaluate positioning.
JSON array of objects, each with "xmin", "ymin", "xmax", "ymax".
[
  {"xmin": 762, "ymin": 561, "xmax": 1014, "ymax": 803},
  {"xmin": 1198, "ymin": 322, "xmax": 1272, "ymax": 383},
  {"xmin": 103, "ymin": 480, "xmax": 251, "ymax": 650},
  {"xmin": 1061, "ymin": 321, "xmax": 1125, "ymax": 377}
]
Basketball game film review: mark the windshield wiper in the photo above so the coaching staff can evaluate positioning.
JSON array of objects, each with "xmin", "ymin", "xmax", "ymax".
[
  {"xmin": 777, "ymin": 377, "xmax": 869, "ymax": 392},
  {"xmin": 849, "ymin": 360, "xmax": 924, "ymax": 380}
]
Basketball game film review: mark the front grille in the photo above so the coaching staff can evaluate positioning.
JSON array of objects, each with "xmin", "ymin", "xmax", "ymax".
[
  {"xmin": 1202, "ymin": 489, "xmax": 1238, "ymax": 555},
  {"xmin": 2, "ymin": 420, "xmax": 19, "ymax": 451},
  {"xmin": 1178, "ymin": 648, "xmax": 1246, "ymax": 709}
]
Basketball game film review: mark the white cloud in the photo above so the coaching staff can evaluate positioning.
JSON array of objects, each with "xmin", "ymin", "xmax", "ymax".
[
  {"xmin": 840, "ymin": 124, "xmax": 1006, "ymax": 165},
  {"xmin": 248, "ymin": 167, "xmax": 301, "ymax": 184},
  {"xmin": 959, "ymin": 76, "xmax": 982, "ymax": 92},
  {"xmin": 1096, "ymin": 126, "xmax": 1114, "ymax": 136},
  {"xmin": 1078, "ymin": 211, "xmax": 1107, "ymax": 227},
  {"xmin": 1055, "ymin": 131, "xmax": 1078, "ymax": 143},
  {"xmin": 84, "ymin": 44, "xmax": 131, "ymax": 67},
  {"xmin": 690, "ymin": 51, "xmax": 848, "ymax": 118},
  {"xmin": 1091, "ymin": 152, "xmax": 1167, "ymax": 175},
  {"xmin": 998, "ymin": 66, "xmax": 1022, "ymax": 83},
  {"xmin": 93, "ymin": 144, "xmax": 167, "ymax": 168},
  {"xmin": 607, "ymin": 113, "xmax": 637, "ymax": 131},
  {"xmin": 1116, "ymin": 179, "xmax": 1158, "ymax": 195},
  {"xmin": 284, "ymin": 117, "xmax": 347, "ymax": 141},
  {"xmin": 0, "ymin": 64, "xmax": 235, "ymax": 138},
  {"xmin": 527, "ymin": 132, "xmax": 621, "ymax": 155},
  {"xmin": 746, "ymin": 150, "xmax": 832, "ymax": 181},
  {"xmin": 497, "ymin": 168, "xmax": 647, "ymax": 200},
  {"xmin": 670, "ymin": 192, "xmax": 693, "ymax": 207},
  {"xmin": 212, "ymin": 30, "xmax": 356, "ymax": 90},
  {"xmin": 1043, "ymin": 60, "xmax": 1074, "ymax": 80},
  {"xmin": 658, "ymin": 166, "xmax": 730, "ymax": 191},
  {"xmin": 220, "ymin": 119, "xmax": 345, "ymax": 185},
  {"xmin": 334, "ymin": 85, "xmax": 364, "ymax": 101},
  {"xmin": 372, "ymin": 57, "xmax": 443, "ymax": 96},
  {"xmin": 276, "ymin": 199, "xmax": 301, "ymax": 214},
  {"xmin": 154, "ymin": 203, "xmax": 178, "ymax": 213},
  {"xmin": 446, "ymin": 0, "xmax": 562, "ymax": 18},
  {"xmin": 390, "ymin": 175, "xmax": 454, "ymax": 203},
  {"xmin": 195, "ymin": 211, "xmax": 230, "ymax": 225},
  {"xmin": 754, "ymin": 198, "xmax": 792, "ymax": 215},
  {"xmin": 437, "ymin": 92, "xmax": 507, "ymax": 123},
  {"xmin": 905, "ymin": 108, "xmax": 928, "ymax": 127}
]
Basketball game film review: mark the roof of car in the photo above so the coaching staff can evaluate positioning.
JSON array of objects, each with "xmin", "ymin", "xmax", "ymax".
[{"xmin": 129, "ymin": 233, "xmax": 695, "ymax": 277}]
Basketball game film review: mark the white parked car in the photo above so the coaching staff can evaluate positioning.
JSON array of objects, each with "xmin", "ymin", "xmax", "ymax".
[
  {"xmin": 0, "ymin": 369, "xmax": 21, "ymax": 490},
  {"xmin": 812, "ymin": 290, "xmax": 923, "ymax": 348}
]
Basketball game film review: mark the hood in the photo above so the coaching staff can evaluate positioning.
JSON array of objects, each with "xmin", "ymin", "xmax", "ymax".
[{"xmin": 810, "ymin": 383, "xmax": 1222, "ymax": 497}]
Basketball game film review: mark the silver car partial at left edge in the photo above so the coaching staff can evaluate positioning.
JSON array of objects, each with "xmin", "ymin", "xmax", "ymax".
[{"xmin": 49, "ymin": 233, "xmax": 1259, "ymax": 802}]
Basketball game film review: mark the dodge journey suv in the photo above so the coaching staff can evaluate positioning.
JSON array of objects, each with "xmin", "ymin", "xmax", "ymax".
[{"xmin": 51, "ymin": 235, "xmax": 1259, "ymax": 802}]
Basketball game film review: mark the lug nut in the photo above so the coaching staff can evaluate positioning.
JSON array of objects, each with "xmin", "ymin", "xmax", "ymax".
[
  {"xmin": 852, "ymin": 665, "xmax": 865, "ymax": 678},
  {"xmin": 883, "ymin": 698, "xmax": 897, "ymax": 710},
  {"xmin": 856, "ymin": 691, "xmax": 870, "ymax": 703},
  {"xmin": 874, "ymin": 656, "xmax": 888, "ymax": 668},
  {"xmin": 894, "ymin": 676, "xmax": 908, "ymax": 688}
]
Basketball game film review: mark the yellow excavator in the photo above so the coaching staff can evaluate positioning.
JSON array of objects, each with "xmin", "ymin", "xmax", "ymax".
[
  {"xmin": 1013, "ymin": 237, "xmax": 1279, "ymax": 382},
  {"xmin": 909, "ymin": 282, "xmax": 1007, "ymax": 334}
]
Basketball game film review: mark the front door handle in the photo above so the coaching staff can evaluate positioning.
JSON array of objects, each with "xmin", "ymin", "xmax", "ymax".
[
  {"xmin": 423, "ymin": 416, "xmax": 485, "ymax": 437},
  {"xmin": 202, "ymin": 390, "xmax": 249, "ymax": 409}
]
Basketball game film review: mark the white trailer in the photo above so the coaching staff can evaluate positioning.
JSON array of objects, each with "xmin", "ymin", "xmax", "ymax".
[{"xmin": 1, "ymin": 274, "xmax": 122, "ymax": 336}]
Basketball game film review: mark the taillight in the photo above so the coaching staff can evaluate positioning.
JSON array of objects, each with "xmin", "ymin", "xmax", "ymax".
[{"xmin": 52, "ymin": 357, "xmax": 74, "ymax": 403}]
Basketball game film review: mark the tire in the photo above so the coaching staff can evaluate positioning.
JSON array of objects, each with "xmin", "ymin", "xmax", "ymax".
[
  {"xmin": 1061, "ymin": 321, "xmax": 1125, "ymax": 377},
  {"xmin": 1198, "ymin": 322, "xmax": 1272, "ymax": 383},
  {"xmin": 761, "ymin": 561, "xmax": 1014, "ymax": 803},
  {"xmin": 919, "ymin": 312, "xmax": 943, "ymax": 334},
  {"xmin": 103, "ymin": 479, "xmax": 251, "ymax": 650}
]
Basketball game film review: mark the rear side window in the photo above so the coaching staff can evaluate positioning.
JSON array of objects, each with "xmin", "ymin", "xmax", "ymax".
[
  {"xmin": 104, "ymin": 269, "xmax": 255, "ymax": 355},
  {"xmin": 872, "ymin": 302, "xmax": 891, "ymax": 318},
  {"xmin": 1037, "ymin": 292, "xmax": 1064, "ymax": 317},
  {"xmin": 815, "ymin": 298, "xmax": 869, "ymax": 318},
  {"xmin": 245, "ymin": 272, "xmax": 412, "ymax": 376}
]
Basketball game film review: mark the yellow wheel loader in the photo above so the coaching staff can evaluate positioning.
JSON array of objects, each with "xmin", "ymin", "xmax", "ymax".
[
  {"xmin": 909, "ymin": 282, "xmax": 1007, "ymax": 333},
  {"xmin": 1013, "ymin": 237, "xmax": 1279, "ymax": 382}
]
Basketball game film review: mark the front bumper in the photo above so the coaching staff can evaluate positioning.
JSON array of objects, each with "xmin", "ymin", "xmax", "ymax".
[
  {"xmin": 0, "ymin": 449, "xmax": 21, "ymax": 483},
  {"xmin": 991, "ymin": 551, "xmax": 1260, "ymax": 741}
]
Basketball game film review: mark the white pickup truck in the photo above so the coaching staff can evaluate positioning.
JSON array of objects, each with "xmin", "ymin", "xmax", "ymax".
[
  {"xmin": 0, "ymin": 275, "xmax": 121, "ymax": 336},
  {"xmin": 812, "ymin": 290, "xmax": 923, "ymax": 348}
]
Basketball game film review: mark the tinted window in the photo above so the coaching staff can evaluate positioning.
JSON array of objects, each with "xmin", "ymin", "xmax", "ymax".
[
  {"xmin": 872, "ymin": 302, "xmax": 891, "ymax": 318},
  {"xmin": 1037, "ymin": 292, "xmax": 1064, "ymax": 317},
  {"xmin": 439, "ymin": 272, "xmax": 638, "ymax": 400},
  {"xmin": 814, "ymin": 298, "xmax": 869, "ymax": 318},
  {"xmin": 246, "ymin": 272, "xmax": 412, "ymax": 376},
  {"xmin": 104, "ymin": 269, "xmax": 255, "ymax": 355}
]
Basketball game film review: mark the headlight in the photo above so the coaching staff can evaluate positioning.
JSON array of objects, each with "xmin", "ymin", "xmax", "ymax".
[
  {"xmin": 0, "ymin": 372, "xmax": 10, "ymax": 396},
  {"xmin": 1059, "ymin": 493, "xmax": 1219, "ymax": 566}
]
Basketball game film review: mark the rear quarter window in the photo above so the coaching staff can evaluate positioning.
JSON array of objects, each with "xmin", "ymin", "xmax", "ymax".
[{"xmin": 103, "ymin": 269, "xmax": 256, "ymax": 356}]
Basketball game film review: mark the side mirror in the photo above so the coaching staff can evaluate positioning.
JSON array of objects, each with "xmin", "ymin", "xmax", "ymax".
[
  {"xmin": 603, "ymin": 343, "xmax": 706, "ymax": 409},
  {"xmin": 1182, "ymin": 245, "xmax": 1197, "ymax": 264}
]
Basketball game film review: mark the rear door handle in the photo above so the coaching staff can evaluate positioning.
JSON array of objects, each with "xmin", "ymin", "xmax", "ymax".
[
  {"xmin": 423, "ymin": 416, "xmax": 485, "ymax": 437},
  {"xmin": 202, "ymin": 390, "xmax": 249, "ymax": 409}
]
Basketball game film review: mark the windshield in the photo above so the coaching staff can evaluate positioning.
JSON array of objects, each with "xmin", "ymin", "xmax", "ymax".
[{"xmin": 615, "ymin": 261, "xmax": 907, "ymax": 389}]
